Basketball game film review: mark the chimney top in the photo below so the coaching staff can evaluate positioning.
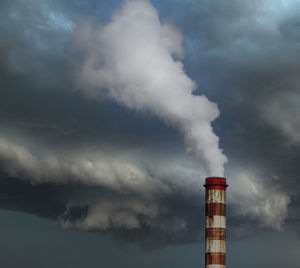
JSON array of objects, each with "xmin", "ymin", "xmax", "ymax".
[{"xmin": 204, "ymin": 177, "xmax": 228, "ymax": 190}]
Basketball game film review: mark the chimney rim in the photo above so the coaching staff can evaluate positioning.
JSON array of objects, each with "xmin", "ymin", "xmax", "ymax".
[{"xmin": 204, "ymin": 177, "xmax": 228, "ymax": 188}]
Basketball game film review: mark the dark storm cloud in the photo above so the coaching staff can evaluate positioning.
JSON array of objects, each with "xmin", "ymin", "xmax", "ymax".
[
  {"xmin": 0, "ymin": 174, "xmax": 202, "ymax": 251},
  {"xmin": 159, "ymin": 0, "xmax": 300, "ymax": 220},
  {"xmin": 0, "ymin": 0, "xmax": 75, "ymax": 87},
  {"xmin": 0, "ymin": 158, "xmax": 288, "ymax": 250},
  {"xmin": 0, "ymin": 0, "xmax": 182, "ymax": 152},
  {"xmin": 0, "ymin": 0, "xmax": 75, "ymax": 132},
  {"xmin": 0, "ymin": 0, "xmax": 298, "ymax": 250},
  {"xmin": 0, "ymin": 45, "xmax": 16, "ymax": 78}
]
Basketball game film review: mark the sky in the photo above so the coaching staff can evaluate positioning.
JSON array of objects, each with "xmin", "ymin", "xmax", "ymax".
[{"xmin": 0, "ymin": 0, "xmax": 299, "ymax": 267}]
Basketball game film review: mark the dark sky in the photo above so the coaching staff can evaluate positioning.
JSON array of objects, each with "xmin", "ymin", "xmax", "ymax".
[{"xmin": 0, "ymin": 0, "xmax": 300, "ymax": 267}]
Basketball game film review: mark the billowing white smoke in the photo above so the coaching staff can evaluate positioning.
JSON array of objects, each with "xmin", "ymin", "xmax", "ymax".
[{"xmin": 74, "ymin": 0, "xmax": 227, "ymax": 176}]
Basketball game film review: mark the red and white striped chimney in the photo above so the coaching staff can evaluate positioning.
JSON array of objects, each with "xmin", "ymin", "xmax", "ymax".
[{"xmin": 204, "ymin": 177, "xmax": 228, "ymax": 268}]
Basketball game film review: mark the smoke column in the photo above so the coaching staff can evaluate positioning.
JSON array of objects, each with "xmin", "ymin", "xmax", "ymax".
[{"xmin": 74, "ymin": 0, "xmax": 227, "ymax": 176}]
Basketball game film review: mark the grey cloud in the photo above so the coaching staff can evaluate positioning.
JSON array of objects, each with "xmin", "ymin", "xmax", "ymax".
[
  {"xmin": 263, "ymin": 92, "xmax": 300, "ymax": 144},
  {"xmin": 227, "ymin": 168, "xmax": 290, "ymax": 230},
  {"xmin": 0, "ymin": 135, "xmax": 291, "ymax": 249},
  {"xmin": 166, "ymin": 0, "xmax": 300, "ymax": 219},
  {"xmin": 0, "ymin": 45, "xmax": 16, "ymax": 79},
  {"xmin": 0, "ymin": 0, "xmax": 75, "ymax": 89},
  {"xmin": 0, "ymin": 0, "xmax": 298, "ymax": 251}
]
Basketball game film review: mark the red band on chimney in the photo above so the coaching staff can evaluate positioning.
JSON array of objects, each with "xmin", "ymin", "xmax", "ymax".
[
  {"xmin": 204, "ymin": 177, "xmax": 228, "ymax": 190},
  {"xmin": 205, "ymin": 253, "xmax": 226, "ymax": 265},
  {"xmin": 206, "ymin": 203, "xmax": 226, "ymax": 216}
]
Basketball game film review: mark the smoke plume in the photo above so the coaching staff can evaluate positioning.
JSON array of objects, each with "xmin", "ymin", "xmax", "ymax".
[{"xmin": 74, "ymin": 0, "xmax": 227, "ymax": 176}]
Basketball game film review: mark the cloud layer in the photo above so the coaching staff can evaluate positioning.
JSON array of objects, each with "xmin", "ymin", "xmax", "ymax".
[
  {"xmin": 0, "ymin": 135, "xmax": 290, "ymax": 248},
  {"xmin": 0, "ymin": 0, "xmax": 299, "ymax": 252}
]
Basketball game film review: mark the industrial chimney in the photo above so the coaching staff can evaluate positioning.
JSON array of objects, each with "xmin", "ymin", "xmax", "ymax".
[{"xmin": 204, "ymin": 177, "xmax": 228, "ymax": 268}]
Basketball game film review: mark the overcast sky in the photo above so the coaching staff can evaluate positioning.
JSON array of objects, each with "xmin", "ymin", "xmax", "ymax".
[{"xmin": 0, "ymin": 0, "xmax": 300, "ymax": 267}]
